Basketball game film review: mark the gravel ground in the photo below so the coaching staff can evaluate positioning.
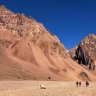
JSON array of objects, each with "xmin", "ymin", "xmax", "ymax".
[{"xmin": 0, "ymin": 81, "xmax": 96, "ymax": 96}]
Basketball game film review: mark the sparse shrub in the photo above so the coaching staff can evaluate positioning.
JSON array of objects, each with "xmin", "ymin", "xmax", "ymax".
[
  {"xmin": 18, "ymin": 77, "xmax": 20, "ymax": 79},
  {"xmin": 48, "ymin": 77, "xmax": 51, "ymax": 79}
]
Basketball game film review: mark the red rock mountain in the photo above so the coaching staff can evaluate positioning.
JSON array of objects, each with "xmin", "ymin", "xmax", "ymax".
[
  {"xmin": 0, "ymin": 5, "xmax": 96, "ymax": 81},
  {"xmin": 69, "ymin": 34, "xmax": 96, "ymax": 74}
]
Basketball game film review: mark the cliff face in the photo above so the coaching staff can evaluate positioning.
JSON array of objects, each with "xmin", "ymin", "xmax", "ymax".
[
  {"xmin": 0, "ymin": 5, "xmax": 96, "ymax": 81},
  {"xmin": 69, "ymin": 34, "xmax": 96, "ymax": 70}
]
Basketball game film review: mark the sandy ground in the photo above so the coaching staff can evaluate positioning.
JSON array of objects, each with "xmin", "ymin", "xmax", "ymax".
[{"xmin": 0, "ymin": 81, "xmax": 96, "ymax": 96}]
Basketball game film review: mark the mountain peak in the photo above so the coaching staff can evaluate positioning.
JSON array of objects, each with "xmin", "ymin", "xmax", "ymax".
[
  {"xmin": 0, "ymin": 5, "xmax": 12, "ymax": 14},
  {"xmin": 0, "ymin": 5, "xmax": 8, "ymax": 11},
  {"xmin": 69, "ymin": 33, "xmax": 96, "ymax": 69}
]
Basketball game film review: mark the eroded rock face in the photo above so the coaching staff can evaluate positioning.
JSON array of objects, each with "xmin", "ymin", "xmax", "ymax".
[
  {"xmin": 0, "ymin": 5, "xmax": 71, "ymax": 80},
  {"xmin": 69, "ymin": 34, "xmax": 96, "ymax": 70},
  {"xmin": 0, "ymin": 5, "xmax": 68, "ymax": 60},
  {"xmin": 68, "ymin": 46, "xmax": 78, "ymax": 60}
]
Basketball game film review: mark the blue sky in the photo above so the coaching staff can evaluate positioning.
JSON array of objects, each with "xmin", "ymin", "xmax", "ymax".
[{"xmin": 0, "ymin": 0, "xmax": 96, "ymax": 50}]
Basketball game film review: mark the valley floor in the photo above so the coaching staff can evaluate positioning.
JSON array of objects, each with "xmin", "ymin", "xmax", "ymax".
[{"xmin": 0, "ymin": 81, "xmax": 96, "ymax": 96}]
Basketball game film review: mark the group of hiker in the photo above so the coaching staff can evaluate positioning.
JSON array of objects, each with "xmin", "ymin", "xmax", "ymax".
[{"xmin": 76, "ymin": 81, "xmax": 89, "ymax": 87}]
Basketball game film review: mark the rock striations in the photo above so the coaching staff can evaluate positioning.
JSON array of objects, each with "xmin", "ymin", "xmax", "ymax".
[{"xmin": 0, "ymin": 5, "xmax": 96, "ymax": 81}]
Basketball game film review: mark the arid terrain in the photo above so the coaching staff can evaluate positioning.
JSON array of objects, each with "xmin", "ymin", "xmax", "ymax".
[
  {"xmin": 0, "ymin": 5, "xmax": 96, "ymax": 81},
  {"xmin": 0, "ymin": 5, "xmax": 96, "ymax": 96},
  {"xmin": 0, "ymin": 81, "xmax": 96, "ymax": 96}
]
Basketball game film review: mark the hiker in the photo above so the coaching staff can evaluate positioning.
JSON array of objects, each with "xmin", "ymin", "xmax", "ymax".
[
  {"xmin": 79, "ymin": 81, "xmax": 81, "ymax": 87},
  {"xmin": 86, "ymin": 81, "xmax": 89, "ymax": 87},
  {"xmin": 76, "ymin": 81, "xmax": 78, "ymax": 87}
]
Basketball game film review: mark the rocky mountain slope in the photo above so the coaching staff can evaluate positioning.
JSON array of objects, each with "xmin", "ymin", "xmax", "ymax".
[
  {"xmin": 0, "ymin": 5, "xmax": 96, "ymax": 81},
  {"xmin": 69, "ymin": 34, "xmax": 96, "ymax": 71}
]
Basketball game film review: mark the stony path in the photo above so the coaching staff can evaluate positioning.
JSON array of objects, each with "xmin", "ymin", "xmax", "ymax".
[{"xmin": 0, "ymin": 81, "xmax": 96, "ymax": 96}]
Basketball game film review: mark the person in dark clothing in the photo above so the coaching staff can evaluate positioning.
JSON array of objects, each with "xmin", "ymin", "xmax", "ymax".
[
  {"xmin": 86, "ymin": 81, "xmax": 89, "ymax": 87},
  {"xmin": 79, "ymin": 81, "xmax": 81, "ymax": 87},
  {"xmin": 76, "ymin": 81, "xmax": 78, "ymax": 87}
]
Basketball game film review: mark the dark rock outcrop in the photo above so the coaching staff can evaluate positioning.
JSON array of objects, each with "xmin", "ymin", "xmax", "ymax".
[{"xmin": 69, "ymin": 34, "xmax": 96, "ymax": 70}]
